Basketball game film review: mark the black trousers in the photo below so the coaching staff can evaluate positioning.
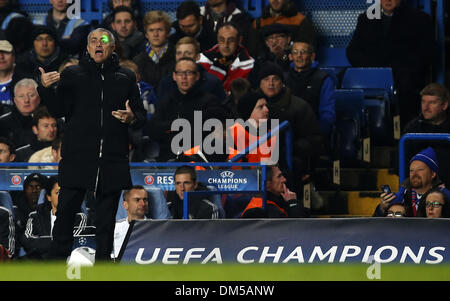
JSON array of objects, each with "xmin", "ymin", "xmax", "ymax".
[{"xmin": 49, "ymin": 180, "xmax": 121, "ymax": 261}]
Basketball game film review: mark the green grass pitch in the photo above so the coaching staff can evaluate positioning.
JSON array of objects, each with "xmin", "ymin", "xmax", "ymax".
[{"xmin": 1, "ymin": 262, "xmax": 450, "ymax": 281}]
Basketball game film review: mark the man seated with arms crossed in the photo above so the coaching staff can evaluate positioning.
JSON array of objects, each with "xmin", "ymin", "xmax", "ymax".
[
  {"xmin": 167, "ymin": 165, "xmax": 219, "ymax": 219},
  {"xmin": 113, "ymin": 185, "xmax": 149, "ymax": 259}
]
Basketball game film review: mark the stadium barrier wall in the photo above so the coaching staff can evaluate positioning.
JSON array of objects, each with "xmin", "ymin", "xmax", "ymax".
[{"xmin": 119, "ymin": 218, "xmax": 450, "ymax": 265}]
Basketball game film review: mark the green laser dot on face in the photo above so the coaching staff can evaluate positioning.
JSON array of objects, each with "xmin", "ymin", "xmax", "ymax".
[{"xmin": 101, "ymin": 35, "xmax": 109, "ymax": 44}]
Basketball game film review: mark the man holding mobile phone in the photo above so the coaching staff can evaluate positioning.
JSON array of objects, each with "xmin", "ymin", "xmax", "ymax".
[{"xmin": 373, "ymin": 147, "xmax": 450, "ymax": 217}]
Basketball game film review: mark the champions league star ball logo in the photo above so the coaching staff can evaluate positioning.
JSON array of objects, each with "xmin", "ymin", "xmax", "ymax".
[
  {"xmin": 11, "ymin": 175, "xmax": 21, "ymax": 185},
  {"xmin": 144, "ymin": 175, "xmax": 154, "ymax": 185},
  {"xmin": 78, "ymin": 237, "xmax": 87, "ymax": 246}
]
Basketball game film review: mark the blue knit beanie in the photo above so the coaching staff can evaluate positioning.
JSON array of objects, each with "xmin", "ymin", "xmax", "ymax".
[{"xmin": 409, "ymin": 147, "xmax": 439, "ymax": 174}]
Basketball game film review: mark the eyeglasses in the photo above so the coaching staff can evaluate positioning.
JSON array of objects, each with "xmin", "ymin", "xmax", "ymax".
[
  {"xmin": 174, "ymin": 70, "xmax": 197, "ymax": 77},
  {"xmin": 387, "ymin": 211, "xmax": 404, "ymax": 217},
  {"xmin": 290, "ymin": 49, "xmax": 311, "ymax": 56},
  {"xmin": 426, "ymin": 201, "xmax": 443, "ymax": 208}
]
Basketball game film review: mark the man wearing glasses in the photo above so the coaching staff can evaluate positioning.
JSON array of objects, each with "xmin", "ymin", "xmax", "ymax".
[
  {"xmin": 374, "ymin": 147, "xmax": 450, "ymax": 217},
  {"xmin": 285, "ymin": 39, "xmax": 336, "ymax": 140},
  {"xmin": 147, "ymin": 57, "xmax": 218, "ymax": 161}
]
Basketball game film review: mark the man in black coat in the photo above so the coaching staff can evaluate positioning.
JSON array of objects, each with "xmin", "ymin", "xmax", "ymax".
[
  {"xmin": 346, "ymin": 0, "xmax": 435, "ymax": 127},
  {"xmin": 147, "ymin": 57, "xmax": 218, "ymax": 162},
  {"xmin": 38, "ymin": 28, "xmax": 146, "ymax": 261},
  {"xmin": 169, "ymin": 0, "xmax": 217, "ymax": 52}
]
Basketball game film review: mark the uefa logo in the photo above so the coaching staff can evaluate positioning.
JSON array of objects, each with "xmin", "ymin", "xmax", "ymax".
[
  {"xmin": 11, "ymin": 175, "xmax": 21, "ymax": 185},
  {"xmin": 220, "ymin": 171, "xmax": 235, "ymax": 179},
  {"xmin": 144, "ymin": 175, "xmax": 154, "ymax": 185}
]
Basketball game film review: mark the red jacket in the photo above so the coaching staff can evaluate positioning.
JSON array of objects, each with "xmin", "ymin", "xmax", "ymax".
[{"xmin": 198, "ymin": 45, "xmax": 254, "ymax": 92}]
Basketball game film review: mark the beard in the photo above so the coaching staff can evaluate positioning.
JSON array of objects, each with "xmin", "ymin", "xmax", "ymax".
[{"xmin": 410, "ymin": 176, "xmax": 423, "ymax": 189}]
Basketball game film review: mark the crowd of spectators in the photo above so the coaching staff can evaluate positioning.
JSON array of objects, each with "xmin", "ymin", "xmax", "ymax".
[{"xmin": 0, "ymin": 0, "xmax": 448, "ymax": 261}]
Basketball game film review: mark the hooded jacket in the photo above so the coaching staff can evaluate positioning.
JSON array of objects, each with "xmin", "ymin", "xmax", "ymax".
[{"xmin": 37, "ymin": 53, "xmax": 146, "ymax": 193}]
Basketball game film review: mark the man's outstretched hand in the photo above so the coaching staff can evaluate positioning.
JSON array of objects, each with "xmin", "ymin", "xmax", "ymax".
[
  {"xmin": 39, "ymin": 67, "xmax": 60, "ymax": 88},
  {"xmin": 112, "ymin": 100, "xmax": 135, "ymax": 124}
]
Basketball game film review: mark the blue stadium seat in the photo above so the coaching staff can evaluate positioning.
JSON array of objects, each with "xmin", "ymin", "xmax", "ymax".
[
  {"xmin": 115, "ymin": 187, "xmax": 170, "ymax": 221},
  {"xmin": 334, "ymin": 89, "xmax": 367, "ymax": 161},
  {"xmin": 206, "ymin": 186, "xmax": 225, "ymax": 218},
  {"xmin": 0, "ymin": 191, "xmax": 13, "ymax": 218},
  {"xmin": 316, "ymin": 47, "xmax": 351, "ymax": 68},
  {"xmin": 341, "ymin": 68, "xmax": 395, "ymax": 144}
]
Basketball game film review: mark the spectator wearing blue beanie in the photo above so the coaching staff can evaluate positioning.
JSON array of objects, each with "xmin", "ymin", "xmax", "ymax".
[{"xmin": 374, "ymin": 147, "xmax": 450, "ymax": 217}]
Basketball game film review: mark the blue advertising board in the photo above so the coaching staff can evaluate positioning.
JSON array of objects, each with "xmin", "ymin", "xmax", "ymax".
[
  {"xmin": 130, "ymin": 169, "xmax": 259, "ymax": 191},
  {"xmin": 120, "ymin": 218, "xmax": 450, "ymax": 265}
]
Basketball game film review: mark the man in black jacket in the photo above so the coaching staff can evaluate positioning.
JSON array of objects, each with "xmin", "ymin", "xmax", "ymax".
[
  {"xmin": 169, "ymin": 0, "xmax": 217, "ymax": 52},
  {"xmin": 38, "ymin": 28, "xmax": 146, "ymax": 261},
  {"xmin": 167, "ymin": 165, "xmax": 219, "ymax": 219},
  {"xmin": 147, "ymin": 57, "xmax": 218, "ymax": 161},
  {"xmin": 346, "ymin": 0, "xmax": 435, "ymax": 127}
]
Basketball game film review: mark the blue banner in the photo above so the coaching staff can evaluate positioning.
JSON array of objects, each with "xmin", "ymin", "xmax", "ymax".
[
  {"xmin": 120, "ymin": 218, "xmax": 450, "ymax": 264},
  {"xmin": 130, "ymin": 169, "xmax": 259, "ymax": 191},
  {"xmin": 0, "ymin": 169, "xmax": 58, "ymax": 190}
]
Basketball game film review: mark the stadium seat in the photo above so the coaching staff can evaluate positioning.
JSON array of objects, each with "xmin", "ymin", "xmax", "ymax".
[
  {"xmin": 334, "ymin": 89, "xmax": 368, "ymax": 162},
  {"xmin": 341, "ymin": 68, "xmax": 395, "ymax": 144},
  {"xmin": 115, "ymin": 187, "xmax": 170, "ymax": 221},
  {"xmin": 316, "ymin": 47, "xmax": 351, "ymax": 68},
  {"xmin": 0, "ymin": 191, "xmax": 13, "ymax": 217},
  {"xmin": 206, "ymin": 186, "xmax": 225, "ymax": 218}
]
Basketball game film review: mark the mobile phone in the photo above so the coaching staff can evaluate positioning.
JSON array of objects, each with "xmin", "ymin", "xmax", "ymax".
[{"xmin": 381, "ymin": 185, "xmax": 391, "ymax": 194}]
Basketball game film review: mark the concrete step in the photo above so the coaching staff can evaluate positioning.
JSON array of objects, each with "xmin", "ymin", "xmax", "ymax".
[
  {"xmin": 311, "ymin": 190, "xmax": 396, "ymax": 217},
  {"xmin": 314, "ymin": 167, "xmax": 399, "ymax": 191}
]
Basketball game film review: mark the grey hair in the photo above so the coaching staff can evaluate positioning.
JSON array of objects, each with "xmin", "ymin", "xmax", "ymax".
[
  {"xmin": 14, "ymin": 78, "xmax": 38, "ymax": 96},
  {"xmin": 87, "ymin": 28, "xmax": 116, "ymax": 46}
]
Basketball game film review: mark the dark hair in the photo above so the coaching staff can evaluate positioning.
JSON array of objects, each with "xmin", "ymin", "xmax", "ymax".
[
  {"xmin": 217, "ymin": 21, "xmax": 241, "ymax": 37},
  {"xmin": 266, "ymin": 164, "xmax": 281, "ymax": 182},
  {"xmin": 174, "ymin": 165, "xmax": 197, "ymax": 182},
  {"xmin": 230, "ymin": 78, "xmax": 252, "ymax": 102},
  {"xmin": 176, "ymin": 0, "xmax": 201, "ymax": 20},
  {"xmin": 417, "ymin": 188, "xmax": 450, "ymax": 218},
  {"xmin": 123, "ymin": 185, "xmax": 147, "ymax": 202},
  {"xmin": 32, "ymin": 106, "xmax": 55, "ymax": 127},
  {"xmin": 51, "ymin": 135, "xmax": 62, "ymax": 151},
  {"xmin": 0, "ymin": 137, "xmax": 15, "ymax": 155},
  {"xmin": 113, "ymin": 5, "xmax": 135, "ymax": 21},
  {"xmin": 385, "ymin": 202, "xmax": 410, "ymax": 217},
  {"xmin": 45, "ymin": 175, "xmax": 58, "ymax": 197}
]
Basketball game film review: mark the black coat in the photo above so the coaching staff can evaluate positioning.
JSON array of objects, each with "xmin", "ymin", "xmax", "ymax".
[
  {"xmin": 169, "ymin": 21, "xmax": 217, "ymax": 53},
  {"xmin": 147, "ymin": 82, "xmax": 218, "ymax": 161},
  {"xmin": 166, "ymin": 183, "xmax": 219, "ymax": 219},
  {"xmin": 0, "ymin": 106, "xmax": 35, "ymax": 149},
  {"xmin": 21, "ymin": 202, "xmax": 87, "ymax": 259},
  {"xmin": 346, "ymin": 3, "xmax": 434, "ymax": 72},
  {"xmin": 133, "ymin": 44, "xmax": 175, "ymax": 94},
  {"xmin": 37, "ymin": 53, "xmax": 146, "ymax": 193}
]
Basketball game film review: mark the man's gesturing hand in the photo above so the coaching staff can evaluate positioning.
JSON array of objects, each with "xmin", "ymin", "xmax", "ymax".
[
  {"xmin": 112, "ymin": 100, "xmax": 135, "ymax": 124},
  {"xmin": 39, "ymin": 67, "xmax": 60, "ymax": 88}
]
